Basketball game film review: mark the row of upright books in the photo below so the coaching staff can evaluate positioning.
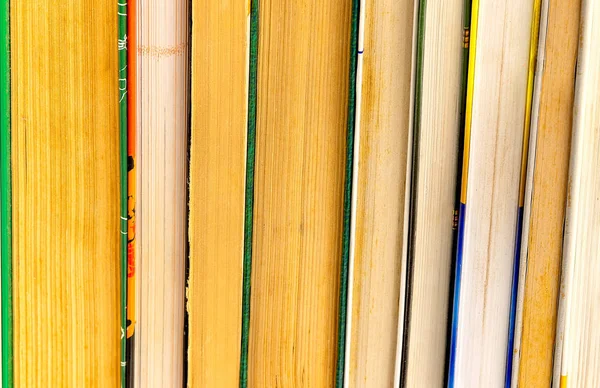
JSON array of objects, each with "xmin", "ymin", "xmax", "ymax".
[{"xmin": 0, "ymin": 0, "xmax": 598, "ymax": 387}]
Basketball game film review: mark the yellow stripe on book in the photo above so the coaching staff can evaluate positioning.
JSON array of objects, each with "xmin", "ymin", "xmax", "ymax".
[
  {"xmin": 560, "ymin": 375, "xmax": 567, "ymax": 388},
  {"xmin": 460, "ymin": 0, "xmax": 480, "ymax": 203},
  {"xmin": 518, "ymin": 0, "xmax": 542, "ymax": 207}
]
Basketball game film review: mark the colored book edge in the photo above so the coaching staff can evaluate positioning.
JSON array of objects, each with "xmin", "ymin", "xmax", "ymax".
[
  {"xmin": 0, "ymin": 0, "xmax": 13, "ymax": 386},
  {"xmin": 125, "ymin": 0, "xmax": 137, "ymax": 385},
  {"xmin": 335, "ymin": 0, "xmax": 360, "ymax": 386},
  {"xmin": 239, "ymin": 0, "xmax": 259, "ymax": 386},
  {"xmin": 118, "ymin": 2, "xmax": 128, "ymax": 387},
  {"xmin": 447, "ymin": 0, "xmax": 478, "ymax": 384}
]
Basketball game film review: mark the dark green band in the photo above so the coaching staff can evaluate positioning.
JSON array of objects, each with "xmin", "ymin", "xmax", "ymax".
[
  {"xmin": 0, "ymin": 0, "xmax": 12, "ymax": 386},
  {"xmin": 335, "ymin": 0, "xmax": 360, "ymax": 386},
  {"xmin": 239, "ymin": 0, "xmax": 259, "ymax": 386}
]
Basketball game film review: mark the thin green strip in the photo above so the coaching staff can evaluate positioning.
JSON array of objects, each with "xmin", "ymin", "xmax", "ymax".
[
  {"xmin": 335, "ymin": 0, "xmax": 360, "ymax": 386},
  {"xmin": 118, "ymin": 2, "xmax": 128, "ymax": 387},
  {"xmin": 0, "ymin": 0, "xmax": 12, "ymax": 386},
  {"xmin": 239, "ymin": 1, "xmax": 259, "ymax": 387}
]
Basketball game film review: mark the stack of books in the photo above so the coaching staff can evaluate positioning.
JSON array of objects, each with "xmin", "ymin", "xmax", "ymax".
[{"xmin": 0, "ymin": 0, "xmax": 598, "ymax": 387}]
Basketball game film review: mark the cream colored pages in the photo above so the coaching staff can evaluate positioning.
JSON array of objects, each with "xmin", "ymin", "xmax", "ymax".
[
  {"xmin": 11, "ymin": 0, "xmax": 120, "ymax": 385},
  {"xmin": 453, "ymin": 0, "xmax": 534, "ymax": 385},
  {"xmin": 187, "ymin": 0, "xmax": 248, "ymax": 387},
  {"xmin": 404, "ymin": 0, "xmax": 464, "ymax": 385},
  {"xmin": 248, "ymin": 0, "xmax": 351, "ymax": 386},
  {"xmin": 345, "ymin": 0, "xmax": 413, "ymax": 386},
  {"xmin": 135, "ymin": 0, "xmax": 189, "ymax": 386}
]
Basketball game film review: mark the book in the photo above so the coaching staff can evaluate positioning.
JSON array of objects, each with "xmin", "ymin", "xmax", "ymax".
[
  {"xmin": 400, "ymin": 0, "xmax": 466, "ymax": 385},
  {"xmin": 187, "ymin": 0, "xmax": 248, "ymax": 387},
  {"xmin": 553, "ymin": 1, "xmax": 600, "ymax": 385},
  {"xmin": 510, "ymin": 0, "xmax": 581, "ymax": 385},
  {"xmin": 10, "ymin": 0, "xmax": 120, "ymax": 385},
  {"xmin": 134, "ymin": 0, "xmax": 188, "ymax": 386},
  {"xmin": 447, "ymin": 0, "xmax": 536, "ymax": 386},
  {"xmin": 343, "ymin": 0, "xmax": 413, "ymax": 385},
  {"xmin": 245, "ymin": 0, "xmax": 353, "ymax": 385}
]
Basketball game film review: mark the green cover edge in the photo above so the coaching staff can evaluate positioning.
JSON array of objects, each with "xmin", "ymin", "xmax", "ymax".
[
  {"xmin": 0, "ymin": 0, "xmax": 12, "ymax": 386},
  {"xmin": 335, "ymin": 0, "xmax": 360, "ymax": 386},
  {"xmin": 118, "ymin": 2, "xmax": 128, "ymax": 387},
  {"xmin": 239, "ymin": 0, "xmax": 259, "ymax": 387}
]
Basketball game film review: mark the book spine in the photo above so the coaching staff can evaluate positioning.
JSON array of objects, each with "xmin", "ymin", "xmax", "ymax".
[
  {"xmin": 504, "ymin": 1, "xmax": 542, "ymax": 386},
  {"xmin": 125, "ymin": 0, "xmax": 137, "ymax": 385},
  {"xmin": 239, "ymin": 0, "xmax": 258, "ymax": 386},
  {"xmin": 447, "ymin": 0, "xmax": 479, "ymax": 385},
  {"xmin": 335, "ymin": 0, "xmax": 360, "ymax": 384},
  {"xmin": 118, "ymin": 1, "xmax": 128, "ymax": 387},
  {"xmin": 0, "ymin": 0, "xmax": 12, "ymax": 386}
]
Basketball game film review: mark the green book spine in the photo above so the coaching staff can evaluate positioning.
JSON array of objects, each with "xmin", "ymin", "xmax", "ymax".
[
  {"xmin": 335, "ymin": 0, "xmax": 360, "ymax": 385},
  {"xmin": 0, "ymin": 0, "xmax": 12, "ymax": 386},
  {"xmin": 239, "ymin": 0, "xmax": 259, "ymax": 386},
  {"xmin": 118, "ymin": 1, "xmax": 128, "ymax": 387}
]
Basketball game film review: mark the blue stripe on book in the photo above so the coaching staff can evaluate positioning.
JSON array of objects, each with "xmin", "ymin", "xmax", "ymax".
[
  {"xmin": 447, "ymin": 201, "xmax": 467, "ymax": 388},
  {"xmin": 504, "ymin": 206, "xmax": 524, "ymax": 388}
]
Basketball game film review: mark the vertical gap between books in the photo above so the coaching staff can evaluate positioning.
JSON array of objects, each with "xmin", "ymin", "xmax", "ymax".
[{"xmin": 182, "ymin": 1, "xmax": 193, "ymax": 387}]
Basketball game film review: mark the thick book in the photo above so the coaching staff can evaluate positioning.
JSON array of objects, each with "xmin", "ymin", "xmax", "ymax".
[
  {"xmin": 245, "ymin": 0, "xmax": 353, "ymax": 385},
  {"xmin": 511, "ymin": 0, "xmax": 581, "ymax": 385},
  {"xmin": 10, "ymin": 0, "xmax": 120, "ymax": 385},
  {"xmin": 447, "ymin": 0, "xmax": 535, "ymax": 386},
  {"xmin": 133, "ymin": 0, "xmax": 189, "ymax": 386},
  {"xmin": 553, "ymin": 1, "xmax": 600, "ymax": 385},
  {"xmin": 343, "ymin": 0, "xmax": 413, "ymax": 385},
  {"xmin": 187, "ymin": 0, "xmax": 248, "ymax": 386}
]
